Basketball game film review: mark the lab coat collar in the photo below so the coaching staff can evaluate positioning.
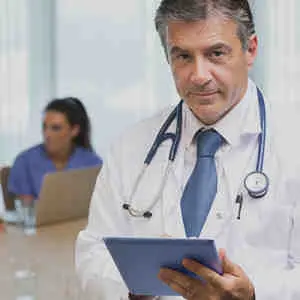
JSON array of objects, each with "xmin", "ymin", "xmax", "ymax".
[{"xmin": 182, "ymin": 78, "xmax": 261, "ymax": 147}]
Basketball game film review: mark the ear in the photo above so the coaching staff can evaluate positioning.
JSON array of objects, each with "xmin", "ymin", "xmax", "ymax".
[
  {"xmin": 246, "ymin": 34, "xmax": 258, "ymax": 69},
  {"xmin": 71, "ymin": 125, "xmax": 80, "ymax": 138}
]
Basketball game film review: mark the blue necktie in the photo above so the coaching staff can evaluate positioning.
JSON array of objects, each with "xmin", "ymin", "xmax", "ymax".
[{"xmin": 181, "ymin": 129, "xmax": 224, "ymax": 237}]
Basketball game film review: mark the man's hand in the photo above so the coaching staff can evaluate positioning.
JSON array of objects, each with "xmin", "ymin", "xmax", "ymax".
[{"xmin": 158, "ymin": 249, "xmax": 255, "ymax": 300}]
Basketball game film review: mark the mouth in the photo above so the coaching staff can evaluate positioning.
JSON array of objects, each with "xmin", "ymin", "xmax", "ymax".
[{"xmin": 189, "ymin": 91, "xmax": 218, "ymax": 97}]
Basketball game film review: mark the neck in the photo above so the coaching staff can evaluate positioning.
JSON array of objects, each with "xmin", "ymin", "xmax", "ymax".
[{"xmin": 47, "ymin": 146, "xmax": 75, "ymax": 167}]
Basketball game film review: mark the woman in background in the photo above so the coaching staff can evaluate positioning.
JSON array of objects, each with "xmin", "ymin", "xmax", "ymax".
[{"xmin": 8, "ymin": 97, "xmax": 102, "ymax": 203}]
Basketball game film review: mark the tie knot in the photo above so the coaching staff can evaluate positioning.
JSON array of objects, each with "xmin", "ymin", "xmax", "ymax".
[{"xmin": 196, "ymin": 129, "xmax": 224, "ymax": 157}]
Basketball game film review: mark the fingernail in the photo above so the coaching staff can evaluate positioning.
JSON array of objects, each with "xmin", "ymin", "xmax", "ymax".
[
  {"xmin": 182, "ymin": 258, "xmax": 191, "ymax": 267},
  {"xmin": 158, "ymin": 269, "xmax": 170, "ymax": 281}
]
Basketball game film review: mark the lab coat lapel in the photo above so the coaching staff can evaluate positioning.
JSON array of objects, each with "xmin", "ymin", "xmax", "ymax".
[
  {"xmin": 137, "ymin": 139, "xmax": 185, "ymax": 237},
  {"xmin": 130, "ymin": 109, "xmax": 186, "ymax": 237},
  {"xmin": 161, "ymin": 133, "xmax": 186, "ymax": 238},
  {"xmin": 159, "ymin": 106, "xmax": 192, "ymax": 238},
  {"xmin": 162, "ymin": 166, "xmax": 186, "ymax": 237}
]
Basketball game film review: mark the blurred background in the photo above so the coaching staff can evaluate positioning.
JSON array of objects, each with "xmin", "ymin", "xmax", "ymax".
[{"xmin": 1, "ymin": 0, "xmax": 299, "ymax": 165}]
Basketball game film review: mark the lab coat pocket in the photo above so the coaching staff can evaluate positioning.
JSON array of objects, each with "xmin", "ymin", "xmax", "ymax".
[
  {"xmin": 289, "ymin": 209, "xmax": 300, "ymax": 263},
  {"xmin": 243, "ymin": 202, "xmax": 293, "ymax": 251}
]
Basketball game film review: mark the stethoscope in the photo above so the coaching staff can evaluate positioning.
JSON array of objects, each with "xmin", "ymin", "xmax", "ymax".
[{"xmin": 123, "ymin": 88, "xmax": 269, "ymax": 219}]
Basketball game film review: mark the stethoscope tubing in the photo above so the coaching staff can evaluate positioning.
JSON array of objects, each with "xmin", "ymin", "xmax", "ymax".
[{"xmin": 124, "ymin": 89, "xmax": 267, "ymax": 218}]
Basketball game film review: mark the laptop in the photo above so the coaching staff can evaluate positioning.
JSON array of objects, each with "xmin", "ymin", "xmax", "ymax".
[{"xmin": 35, "ymin": 166, "xmax": 101, "ymax": 226}]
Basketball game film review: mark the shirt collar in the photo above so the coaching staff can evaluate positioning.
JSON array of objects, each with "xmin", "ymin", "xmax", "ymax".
[
  {"xmin": 182, "ymin": 78, "xmax": 261, "ymax": 147},
  {"xmin": 41, "ymin": 144, "xmax": 80, "ymax": 161}
]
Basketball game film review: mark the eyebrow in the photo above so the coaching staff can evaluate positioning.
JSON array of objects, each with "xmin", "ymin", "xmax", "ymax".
[
  {"xmin": 43, "ymin": 122, "xmax": 63, "ymax": 128},
  {"xmin": 169, "ymin": 46, "xmax": 188, "ymax": 56},
  {"xmin": 208, "ymin": 43, "xmax": 232, "ymax": 52},
  {"xmin": 169, "ymin": 42, "xmax": 232, "ymax": 56}
]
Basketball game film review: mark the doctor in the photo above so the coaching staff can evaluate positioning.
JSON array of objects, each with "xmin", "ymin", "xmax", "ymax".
[{"xmin": 76, "ymin": 0, "xmax": 300, "ymax": 299}]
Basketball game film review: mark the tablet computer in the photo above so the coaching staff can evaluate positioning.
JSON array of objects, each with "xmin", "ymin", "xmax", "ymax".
[{"xmin": 103, "ymin": 237, "xmax": 222, "ymax": 296}]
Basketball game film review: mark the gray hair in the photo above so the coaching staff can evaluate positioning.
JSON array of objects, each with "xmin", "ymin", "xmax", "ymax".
[{"xmin": 155, "ymin": 0, "xmax": 256, "ymax": 54}]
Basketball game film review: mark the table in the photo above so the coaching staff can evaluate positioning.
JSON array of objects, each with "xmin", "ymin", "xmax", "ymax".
[{"xmin": 0, "ymin": 219, "xmax": 88, "ymax": 300}]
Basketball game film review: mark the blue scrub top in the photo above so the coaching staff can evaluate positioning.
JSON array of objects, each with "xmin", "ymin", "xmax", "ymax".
[{"xmin": 8, "ymin": 144, "xmax": 103, "ymax": 199}]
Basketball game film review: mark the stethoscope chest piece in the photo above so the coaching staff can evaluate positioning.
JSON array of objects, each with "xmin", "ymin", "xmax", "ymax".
[{"xmin": 244, "ymin": 171, "xmax": 269, "ymax": 199}]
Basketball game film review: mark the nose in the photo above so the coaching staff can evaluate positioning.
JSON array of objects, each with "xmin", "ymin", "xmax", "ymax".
[
  {"xmin": 190, "ymin": 57, "xmax": 213, "ymax": 86},
  {"xmin": 43, "ymin": 126, "xmax": 52, "ymax": 140}
]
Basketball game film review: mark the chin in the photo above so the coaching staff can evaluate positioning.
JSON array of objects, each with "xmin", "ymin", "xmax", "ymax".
[
  {"xmin": 44, "ymin": 146, "xmax": 57, "ymax": 155},
  {"xmin": 189, "ymin": 106, "xmax": 220, "ymax": 125},
  {"xmin": 190, "ymin": 99, "xmax": 231, "ymax": 125},
  {"xmin": 198, "ymin": 116, "xmax": 219, "ymax": 125}
]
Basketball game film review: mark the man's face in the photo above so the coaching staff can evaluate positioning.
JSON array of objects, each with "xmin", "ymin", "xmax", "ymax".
[{"xmin": 166, "ymin": 15, "xmax": 257, "ymax": 125}]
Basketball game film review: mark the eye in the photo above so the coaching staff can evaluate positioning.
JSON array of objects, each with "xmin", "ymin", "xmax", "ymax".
[
  {"xmin": 178, "ymin": 53, "xmax": 190, "ymax": 60},
  {"xmin": 210, "ymin": 50, "xmax": 225, "ymax": 58},
  {"xmin": 173, "ymin": 52, "xmax": 192, "ymax": 63},
  {"xmin": 50, "ymin": 124, "xmax": 63, "ymax": 132}
]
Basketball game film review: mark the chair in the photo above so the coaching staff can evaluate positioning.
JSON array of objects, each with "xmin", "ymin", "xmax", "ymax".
[{"xmin": 0, "ymin": 167, "xmax": 16, "ymax": 211}]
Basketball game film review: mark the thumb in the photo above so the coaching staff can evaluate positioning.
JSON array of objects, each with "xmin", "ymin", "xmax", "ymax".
[{"xmin": 219, "ymin": 249, "xmax": 240, "ymax": 276}]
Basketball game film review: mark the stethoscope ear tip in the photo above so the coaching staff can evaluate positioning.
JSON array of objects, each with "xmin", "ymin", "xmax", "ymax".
[
  {"xmin": 143, "ymin": 211, "xmax": 153, "ymax": 219},
  {"xmin": 122, "ymin": 203, "xmax": 130, "ymax": 210}
]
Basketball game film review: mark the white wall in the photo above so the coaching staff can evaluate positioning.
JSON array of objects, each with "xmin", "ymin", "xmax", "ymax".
[
  {"xmin": 0, "ymin": 0, "xmax": 56, "ymax": 164},
  {"xmin": 55, "ymin": 0, "xmax": 177, "ymax": 156}
]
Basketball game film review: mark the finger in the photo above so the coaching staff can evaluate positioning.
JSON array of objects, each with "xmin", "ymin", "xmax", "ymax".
[
  {"xmin": 182, "ymin": 259, "xmax": 222, "ymax": 288},
  {"xmin": 158, "ymin": 268, "xmax": 200, "ymax": 291},
  {"xmin": 158, "ymin": 268, "xmax": 189, "ymax": 287},
  {"xmin": 218, "ymin": 248, "xmax": 226, "ymax": 261},
  {"xmin": 165, "ymin": 281, "xmax": 198, "ymax": 299},
  {"xmin": 158, "ymin": 268, "xmax": 201, "ymax": 299},
  {"xmin": 221, "ymin": 252, "xmax": 244, "ymax": 277},
  {"xmin": 219, "ymin": 248, "xmax": 237, "ymax": 274}
]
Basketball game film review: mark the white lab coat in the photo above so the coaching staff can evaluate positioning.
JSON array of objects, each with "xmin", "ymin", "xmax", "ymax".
[{"xmin": 76, "ymin": 98, "xmax": 300, "ymax": 300}]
